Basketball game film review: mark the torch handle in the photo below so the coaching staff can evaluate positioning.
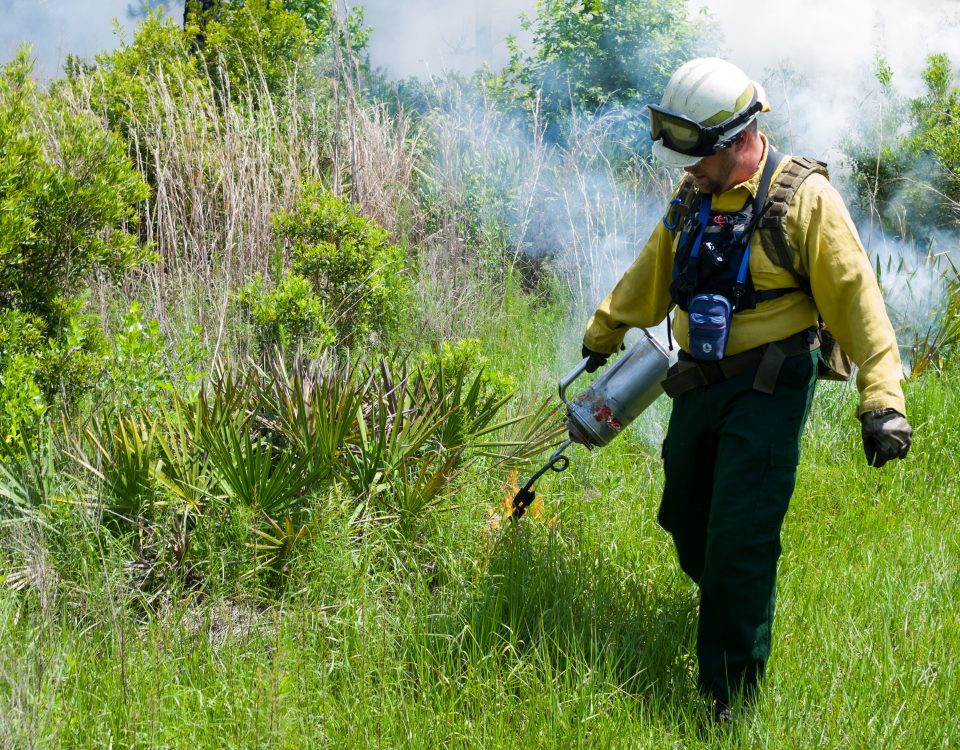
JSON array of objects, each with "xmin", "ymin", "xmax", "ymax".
[{"xmin": 559, "ymin": 358, "xmax": 590, "ymax": 409}]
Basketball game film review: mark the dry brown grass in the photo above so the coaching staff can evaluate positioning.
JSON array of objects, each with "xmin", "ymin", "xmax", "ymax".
[
  {"xmin": 61, "ymin": 52, "xmax": 423, "ymax": 362},
  {"xmin": 61, "ymin": 43, "xmax": 680, "ymax": 357}
]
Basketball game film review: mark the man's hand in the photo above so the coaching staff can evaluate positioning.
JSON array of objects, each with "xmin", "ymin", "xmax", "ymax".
[
  {"xmin": 581, "ymin": 345, "xmax": 609, "ymax": 373},
  {"xmin": 861, "ymin": 409, "xmax": 912, "ymax": 468}
]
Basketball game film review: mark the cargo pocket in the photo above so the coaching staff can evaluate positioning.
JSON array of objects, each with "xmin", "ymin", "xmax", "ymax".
[{"xmin": 753, "ymin": 442, "xmax": 800, "ymax": 532}]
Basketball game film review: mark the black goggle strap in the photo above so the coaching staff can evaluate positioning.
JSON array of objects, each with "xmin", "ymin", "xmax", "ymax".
[
  {"xmin": 707, "ymin": 95, "xmax": 762, "ymax": 142},
  {"xmin": 650, "ymin": 91, "xmax": 762, "ymax": 155}
]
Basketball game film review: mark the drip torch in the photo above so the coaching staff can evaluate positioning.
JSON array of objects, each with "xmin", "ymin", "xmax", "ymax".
[{"xmin": 512, "ymin": 329, "xmax": 675, "ymax": 518}]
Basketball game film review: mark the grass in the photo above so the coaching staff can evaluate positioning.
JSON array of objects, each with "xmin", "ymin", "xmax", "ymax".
[
  {"xmin": 3, "ymin": 24, "xmax": 958, "ymax": 746},
  {"xmin": 1, "ymin": 323, "xmax": 957, "ymax": 747}
]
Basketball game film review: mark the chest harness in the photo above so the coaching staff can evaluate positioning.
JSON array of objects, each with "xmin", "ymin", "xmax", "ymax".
[
  {"xmin": 658, "ymin": 149, "xmax": 852, "ymax": 390},
  {"xmin": 668, "ymin": 149, "xmax": 799, "ymax": 314}
]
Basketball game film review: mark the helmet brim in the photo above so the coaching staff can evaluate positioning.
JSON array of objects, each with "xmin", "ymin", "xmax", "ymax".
[{"xmin": 652, "ymin": 140, "xmax": 703, "ymax": 169}]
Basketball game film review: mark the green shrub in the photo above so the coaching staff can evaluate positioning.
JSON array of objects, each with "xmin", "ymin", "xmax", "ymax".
[
  {"xmin": 0, "ymin": 50, "xmax": 151, "ymax": 323},
  {"xmin": 97, "ymin": 303, "xmax": 208, "ymax": 412},
  {"xmin": 235, "ymin": 271, "xmax": 334, "ymax": 358},
  {"xmin": 185, "ymin": 0, "xmax": 317, "ymax": 101},
  {"xmin": 423, "ymin": 338, "xmax": 515, "ymax": 407},
  {"xmin": 69, "ymin": 10, "xmax": 205, "ymax": 133},
  {"xmin": 0, "ymin": 50, "xmax": 152, "ymax": 439},
  {"xmin": 272, "ymin": 183, "xmax": 411, "ymax": 350},
  {"xmin": 489, "ymin": 0, "xmax": 703, "ymax": 147},
  {"xmin": 0, "ymin": 307, "xmax": 105, "ymax": 443},
  {"xmin": 843, "ymin": 54, "xmax": 960, "ymax": 240}
]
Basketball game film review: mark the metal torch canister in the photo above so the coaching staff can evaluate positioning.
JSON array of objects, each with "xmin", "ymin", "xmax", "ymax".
[{"xmin": 560, "ymin": 330, "xmax": 674, "ymax": 449}]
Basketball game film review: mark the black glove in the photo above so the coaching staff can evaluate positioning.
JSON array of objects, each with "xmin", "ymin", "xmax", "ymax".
[
  {"xmin": 581, "ymin": 345, "xmax": 609, "ymax": 373},
  {"xmin": 861, "ymin": 408, "xmax": 912, "ymax": 468}
]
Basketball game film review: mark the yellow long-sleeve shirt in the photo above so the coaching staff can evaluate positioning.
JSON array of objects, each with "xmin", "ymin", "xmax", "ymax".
[{"xmin": 583, "ymin": 139, "xmax": 906, "ymax": 417}]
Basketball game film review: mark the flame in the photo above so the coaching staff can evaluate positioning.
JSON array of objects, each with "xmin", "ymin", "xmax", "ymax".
[
  {"xmin": 487, "ymin": 468, "xmax": 557, "ymax": 530},
  {"xmin": 501, "ymin": 468, "xmax": 520, "ymax": 516}
]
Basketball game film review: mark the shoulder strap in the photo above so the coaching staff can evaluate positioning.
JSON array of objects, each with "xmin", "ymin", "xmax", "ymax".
[{"xmin": 756, "ymin": 154, "xmax": 829, "ymax": 295}]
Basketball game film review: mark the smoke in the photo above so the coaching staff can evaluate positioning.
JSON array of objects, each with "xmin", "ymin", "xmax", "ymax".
[
  {"xmin": 695, "ymin": 0, "xmax": 960, "ymax": 159},
  {"xmin": 0, "ymin": 0, "xmax": 184, "ymax": 79},
  {"xmin": 360, "ymin": 0, "xmax": 535, "ymax": 78},
  {"xmin": 4, "ymin": 0, "xmax": 953, "ymax": 362}
]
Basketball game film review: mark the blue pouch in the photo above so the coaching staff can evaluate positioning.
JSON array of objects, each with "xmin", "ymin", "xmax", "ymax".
[{"xmin": 687, "ymin": 293, "xmax": 732, "ymax": 361}]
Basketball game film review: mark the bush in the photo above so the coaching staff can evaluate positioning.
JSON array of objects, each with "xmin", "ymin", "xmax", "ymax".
[
  {"xmin": 843, "ymin": 54, "xmax": 960, "ymax": 240},
  {"xmin": 422, "ymin": 338, "xmax": 515, "ymax": 408},
  {"xmin": 185, "ymin": 0, "xmax": 317, "ymax": 101},
  {"xmin": 489, "ymin": 0, "xmax": 703, "ymax": 148},
  {"xmin": 0, "ymin": 51, "xmax": 152, "ymax": 438},
  {"xmin": 272, "ymin": 183, "xmax": 411, "ymax": 350},
  {"xmin": 0, "ymin": 307, "xmax": 106, "ymax": 443},
  {"xmin": 97, "ymin": 303, "xmax": 208, "ymax": 412},
  {"xmin": 0, "ymin": 50, "xmax": 151, "ymax": 323},
  {"xmin": 69, "ymin": 10, "xmax": 205, "ymax": 136},
  {"xmin": 235, "ymin": 271, "xmax": 334, "ymax": 358}
]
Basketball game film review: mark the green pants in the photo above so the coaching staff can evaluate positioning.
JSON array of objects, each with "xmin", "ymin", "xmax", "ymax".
[{"xmin": 658, "ymin": 349, "xmax": 819, "ymax": 703}]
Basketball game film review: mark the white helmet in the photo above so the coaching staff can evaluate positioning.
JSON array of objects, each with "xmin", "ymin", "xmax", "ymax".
[{"xmin": 649, "ymin": 57, "xmax": 770, "ymax": 168}]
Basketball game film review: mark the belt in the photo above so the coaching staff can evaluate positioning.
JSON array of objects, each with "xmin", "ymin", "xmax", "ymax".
[{"xmin": 661, "ymin": 329, "xmax": 820, "ymax": 398}]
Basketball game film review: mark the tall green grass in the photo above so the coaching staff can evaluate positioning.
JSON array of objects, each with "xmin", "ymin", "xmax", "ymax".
[{"xmin": 1, "ymin": 306, "xmax": 956, "ymax": 747}]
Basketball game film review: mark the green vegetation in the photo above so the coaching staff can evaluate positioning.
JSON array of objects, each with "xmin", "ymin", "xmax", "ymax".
[
  {"xmin": 845, "ymin": 53, "xmax": 960, "ymax": 241},
  {"xmin": 491, "ymin": 0, "xmax": 703, "ymax": 148},
  {"xmin": 0, "ymin": 1, "xmax": 958, "ymax": 747}
]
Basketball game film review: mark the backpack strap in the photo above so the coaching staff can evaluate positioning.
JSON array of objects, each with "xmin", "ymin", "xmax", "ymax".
[{"xmin": 756, "ymin": 155, "xmax": 829, "ymax": 295}]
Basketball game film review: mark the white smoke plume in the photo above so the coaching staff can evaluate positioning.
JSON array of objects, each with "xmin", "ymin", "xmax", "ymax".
[
  {"xmin": 0, "ymin": 0, "xmax": 184, "ymax": 78},
  {"xmin": 3, "ymin": 0, "xmax": 954, "ymax": 360},
  {"xmin": 361, "ymin": 0, "xmax": 535, "ymax": 78},
  {"xmin": 695, "ymin": 0, "xmax": 960, "ymax": 159}
]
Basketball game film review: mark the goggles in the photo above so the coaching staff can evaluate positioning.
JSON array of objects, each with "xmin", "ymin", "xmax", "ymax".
[{"xmin": 648, "ymin": 92, "xmax": 763, "ymax": 158}]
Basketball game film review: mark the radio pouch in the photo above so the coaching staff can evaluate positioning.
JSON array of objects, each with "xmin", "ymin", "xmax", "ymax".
[{"xmin": 688, "ymin": 293, "xmax": 733, "ymax": 361}]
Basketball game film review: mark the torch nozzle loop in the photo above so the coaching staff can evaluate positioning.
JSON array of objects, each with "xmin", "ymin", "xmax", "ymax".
[{"xmin": 511, "ymin": 439, "xmax": 573, "ymax": 519}]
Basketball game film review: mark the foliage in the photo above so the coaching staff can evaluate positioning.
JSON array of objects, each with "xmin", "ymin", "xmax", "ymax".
[
  {"xmin": 909, "ymin": 258, "xmax": 960, "ymax": 378},
  {"xmin": 184, "ymin": 0, "xmax": 372, "ymax": 101},
  {"xmin": 1, "ymin": 310, "xmax": 109, "ymax": 443},
  {"xmin": 98, "ymin": 303, "xmax": 207, "ymax": 412},
  {"xmin": 235, "ymin": 272, "xmax": 334, "ymax": 359},
  {"xmin": 843, "ymin": 54, "xmax": 960, "ymax": 241},
  {"xmin": 68, "ymin": 11, "xmax": 206, "ymax": 152},
  {"xmin": 272, "ymin": 183, "xmax": 411, "ymax": 350},
  {"xmin": 0, "ymin": 50, "xmax": 151, "ymax": 322},
  {"xmin": 45, "ymin": 351, "xmax": 556, "ymax": 592},
  {"xmin": 185, "ymin": 0, "xmax": 318, "ymax": 101},
  {"xmin": 420, "ymin": 338, "xmax": 517, "ymax": 450},
  {"xmin": 0, "ymin": 51, "xmax": 153, "ymax": 438},
  {"xmin": 488, "ymin": 0, "xmax": 703, "ymax": 147}
]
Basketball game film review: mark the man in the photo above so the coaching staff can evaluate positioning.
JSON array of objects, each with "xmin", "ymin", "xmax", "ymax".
[{"xmin": 578, "ymin": 57, "xmax": 912, "ymax": 723}]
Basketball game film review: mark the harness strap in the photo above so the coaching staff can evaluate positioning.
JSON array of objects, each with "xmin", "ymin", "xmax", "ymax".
[
  {"xmin": 661, "ymin": 328, "xmax": 819, "ymax": 398},
  {"xmin": 756, "ymin": 155, "xmax": 829, "ymax": 294}
]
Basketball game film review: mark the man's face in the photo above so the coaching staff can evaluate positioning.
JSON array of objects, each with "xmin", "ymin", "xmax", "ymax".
[{"xmin": 682, "ymin": 146, "xmax": 738, "ymax": 194}]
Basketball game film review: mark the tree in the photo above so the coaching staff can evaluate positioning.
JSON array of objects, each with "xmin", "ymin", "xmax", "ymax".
[
  {"xmin": 489, "ymin": 0, "xmax": 703, "ymax": 148},
  {"xmin": 843, "ymin": 54, "xmax": 960, "ymax": 242}
]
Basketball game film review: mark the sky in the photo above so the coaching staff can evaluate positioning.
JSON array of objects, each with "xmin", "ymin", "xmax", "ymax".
[
  {"xmin": 4, "ymin": 1, "xmax": 958, "ymax": 94},
  {"xmin": 0, "ymin": 0, "xmax": 184, "ymax": 78}
]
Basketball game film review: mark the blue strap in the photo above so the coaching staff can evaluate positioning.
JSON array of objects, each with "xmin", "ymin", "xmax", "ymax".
[
  {"xmin": 661, "ymin": 198, "xmax": 685, "ymax": 230},
  {"xmin": 689, "ymin": 195, "xmax": 712, "ymax": 260},
  {"xmin": 736, "ymin": 240, "xmax": 751, "ymax": 284}
]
